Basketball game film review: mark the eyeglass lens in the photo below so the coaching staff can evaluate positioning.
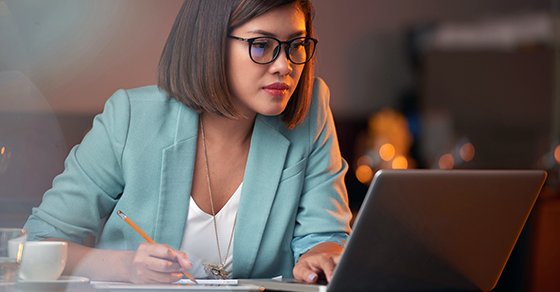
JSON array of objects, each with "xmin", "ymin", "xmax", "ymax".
[{"xmin": 249, "ymin": 37, "xmax": 315, "ymax": 64}]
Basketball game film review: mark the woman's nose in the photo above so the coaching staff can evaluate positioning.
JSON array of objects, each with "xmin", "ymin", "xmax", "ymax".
[{"xmin": 269, "ymin": 46, "xmax": 293, "ymax": 76}]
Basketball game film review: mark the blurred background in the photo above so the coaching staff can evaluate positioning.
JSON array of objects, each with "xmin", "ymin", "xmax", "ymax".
[{"xmin": 0, "ymin": 0, "xmax": 558, "ymax": 290}]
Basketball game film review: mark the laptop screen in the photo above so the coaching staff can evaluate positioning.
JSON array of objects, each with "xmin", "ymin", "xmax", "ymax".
[{"xmin": 329, "ymin": 170, "xmax": 546, "ymax": 291}]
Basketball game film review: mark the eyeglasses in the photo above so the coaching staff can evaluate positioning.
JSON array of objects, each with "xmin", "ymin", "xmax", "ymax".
[{"xmin": 228, "ymin": 35, "xmax": 318, "ymax": 65}]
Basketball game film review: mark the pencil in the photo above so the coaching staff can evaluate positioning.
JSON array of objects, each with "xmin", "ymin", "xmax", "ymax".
[{"xmin": 117, "ymin": 210, "xmax": 198, "ymax": 284}]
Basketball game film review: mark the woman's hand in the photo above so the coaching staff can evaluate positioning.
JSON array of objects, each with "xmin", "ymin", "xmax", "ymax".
[
  {"xmin": 293, "ymin": 242, "xmax": 343, "ymax": 283},
  {"xmin": 128, "ymin": 243, "xmax": 192, "ymax": 284}
]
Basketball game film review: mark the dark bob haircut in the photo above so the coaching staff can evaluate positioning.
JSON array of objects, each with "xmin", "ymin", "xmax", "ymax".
[{"xmin": 158, "ymin": 0, "xmax": 315, "ymax": 129}]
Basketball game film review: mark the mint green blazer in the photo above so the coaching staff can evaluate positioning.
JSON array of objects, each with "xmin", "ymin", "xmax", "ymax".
[{"xmin": 24, "ymin": 78, "xmax": 352, "ymax": 278}]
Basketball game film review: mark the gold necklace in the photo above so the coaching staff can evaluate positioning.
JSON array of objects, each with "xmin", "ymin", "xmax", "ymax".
[{"xmin": 200, "ymin": 119, "xmax": 236, "ymax": 280}]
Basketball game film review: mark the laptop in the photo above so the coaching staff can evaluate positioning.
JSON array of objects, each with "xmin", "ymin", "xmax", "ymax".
[{"xmin": 241, "ymin": 169, "xmax": 547, "ymax": 291}]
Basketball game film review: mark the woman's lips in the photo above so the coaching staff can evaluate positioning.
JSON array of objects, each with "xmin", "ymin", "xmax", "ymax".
[{"xmin": 263, "ymin": 83, "xmax": 289, "ymax": 97}]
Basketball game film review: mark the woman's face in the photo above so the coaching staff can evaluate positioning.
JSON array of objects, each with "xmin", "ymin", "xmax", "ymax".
[{"xmin": 227, "ymin": 3, "xmax": 307, "ymax": 119}]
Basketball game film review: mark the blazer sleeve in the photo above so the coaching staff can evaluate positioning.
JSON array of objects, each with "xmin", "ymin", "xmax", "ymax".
[
  {"xmin": 291, "ymin": 78, "xmax": 352, "ymax": 261},
  {"xmin": 24, "ymin": 89, "xmax": 130, "ymax": 244}
]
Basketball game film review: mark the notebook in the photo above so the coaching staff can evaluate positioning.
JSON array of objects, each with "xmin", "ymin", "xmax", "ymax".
[
  {"xmin": 92, "ymin": 279, "xmax": 261, "ymax": 291},
  {"xmin": 241, "ymin": 169, "xmax": 547, "ymax": 292}
]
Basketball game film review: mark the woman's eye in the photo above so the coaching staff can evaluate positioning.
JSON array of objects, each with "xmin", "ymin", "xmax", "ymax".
[
  {"xmin": 252, "ymin": 42, "xmax": 270, "ymax": 49},
  {"xmin": 291, "ymin": 43, "xmax": 303, "ymax": 49}
]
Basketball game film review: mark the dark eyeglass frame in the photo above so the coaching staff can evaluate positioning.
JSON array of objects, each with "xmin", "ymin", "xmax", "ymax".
[{"xmin": 228, "ymin": 35, "xmax": 318, "ymax": 65}]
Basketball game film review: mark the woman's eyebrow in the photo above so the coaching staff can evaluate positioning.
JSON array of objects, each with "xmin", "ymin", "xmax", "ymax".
[{"xmin": 246, "ymin": 29, "xmax": 307, "ymax": 38}]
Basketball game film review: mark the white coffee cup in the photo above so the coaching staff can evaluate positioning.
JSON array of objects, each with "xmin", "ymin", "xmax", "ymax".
[{"xmin": 18, "ymin": 241, "xmax": 68, "ymax": 281}]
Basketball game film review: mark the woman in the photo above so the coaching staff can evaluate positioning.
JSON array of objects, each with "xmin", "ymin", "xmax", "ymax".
[{"xmin": 24, "ymin": 0, "xmax": 351, "ymax": 284}]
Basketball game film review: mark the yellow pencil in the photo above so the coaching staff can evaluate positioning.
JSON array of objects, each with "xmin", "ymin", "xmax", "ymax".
[{"xmin": 117, "ymin": 210, "xmax": 198, "ymax": 284}]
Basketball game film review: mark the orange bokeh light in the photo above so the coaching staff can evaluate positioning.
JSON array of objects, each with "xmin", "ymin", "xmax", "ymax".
[
  {"xmin": 439, "ymin": 153, "xmax": 455, "ymax": 169},
  {"xmin": 356, "ymin": 165, "xmax": 374, "ymax": 184},
  {"xmin": 379, "ymin": 143, "xmax": 395, "ymax": 161},
  {"xmin": 459, "ymin": 143, "xmax": 475, "ymax": 162},
  {"xmin": 554, "ymin": 145, "xmax": 560, "ymax": 164},
  {"xmin": 392, "ymin": 155, "xmax": 408, "ymax": 169},
  {"xmin": 357, "ymin": 155, "xmax": 373, "ymax": 167}
]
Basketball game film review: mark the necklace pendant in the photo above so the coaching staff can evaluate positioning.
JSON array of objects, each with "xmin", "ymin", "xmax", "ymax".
[{"xmin": 204, "ymin": 263, "xmax": 230, "ymax": 279}]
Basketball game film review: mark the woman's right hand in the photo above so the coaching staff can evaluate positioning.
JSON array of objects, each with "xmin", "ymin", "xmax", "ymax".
[{"xmin": 128, "ymin": 242, "xmax": 192, "ymax": 284}]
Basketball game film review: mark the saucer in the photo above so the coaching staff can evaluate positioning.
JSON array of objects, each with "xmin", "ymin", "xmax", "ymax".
[
  {"xmin": 18, "ymin": 275, "xmax": 90, "ymax": 284},
  {"xmin": 17, "ymin": 276, "xmax": 90, "ymax": 292}
]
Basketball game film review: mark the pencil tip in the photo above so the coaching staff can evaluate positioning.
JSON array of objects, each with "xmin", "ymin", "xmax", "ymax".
[{"xmin": 116, "ymin": 210, "xmax": 126, "ymax": 219}]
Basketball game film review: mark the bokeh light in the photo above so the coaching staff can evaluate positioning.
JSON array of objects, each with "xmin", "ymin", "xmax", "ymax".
[
  {"xmin": 356, "ymin": 155, "xmax": 373, "ymax": 168},
  {"xmin": 379, "ymin": 143, "xmax": 395, "ymax": 161},
  {"xmin": 0, "ymin": 145, "xmax": 9, "ymax": 174},
  {"xmin": 392, "ymin": 155, "xmax": 408, "ymax": 169},
  {"xmin": 438, "ymin": 153, "xmax": 455, "ymax": 169},
  {"xmin": 459, "ymin": 142, "xmax": 475, "ymax": 162},
  {"xmin": 356, "ymin": 165, "xmax": 374, "ymax": 184}
]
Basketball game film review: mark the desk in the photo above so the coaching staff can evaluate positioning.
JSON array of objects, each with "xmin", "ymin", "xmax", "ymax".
[{"xmin": 8, "ymin": 281, "xmax": 264, "ymax": 292}]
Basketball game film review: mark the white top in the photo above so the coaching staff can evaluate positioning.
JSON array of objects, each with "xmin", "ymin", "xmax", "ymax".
[{"xmin": 180, "ymin": 183, "xmax": 242, "ymax": 278}]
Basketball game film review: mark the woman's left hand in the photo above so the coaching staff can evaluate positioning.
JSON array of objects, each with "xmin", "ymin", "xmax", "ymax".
[{"xmin": 293, "ymin": 242, "xmax": 343, "ymax": 283}]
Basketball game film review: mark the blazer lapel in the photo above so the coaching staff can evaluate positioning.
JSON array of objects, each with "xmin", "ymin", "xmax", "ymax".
[
  {"xmin": 233, "ymin": 115, "xmax": 290, "ymax": 277},
  {"xmin": 154, "ymin": 105, "xmax": 199, "ymax": 249}
]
